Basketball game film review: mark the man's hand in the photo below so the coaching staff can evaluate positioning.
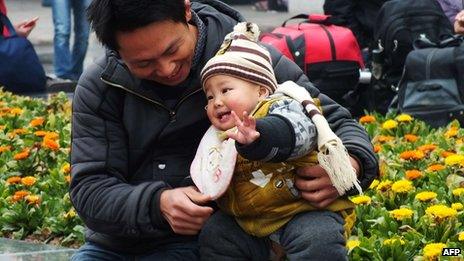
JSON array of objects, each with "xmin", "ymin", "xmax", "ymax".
[
  {"xmin": 455, "ymin": 10, "xmax": 464, "ymax": 35},
  {"xmin": 226, "ymin": 111, "xmax": 260, "ymax": 145},
  {"xmin": 160, "ymin": 186, "xmax": 213, "ymax": 235},
  {"xmin": 296, "ymin": 156, "xmax": 360, "ymax": 208}
]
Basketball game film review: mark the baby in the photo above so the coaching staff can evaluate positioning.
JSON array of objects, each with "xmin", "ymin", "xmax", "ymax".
[{"xmin": 192, "ymin": 22, "xmax": 361, "ymax": 258}]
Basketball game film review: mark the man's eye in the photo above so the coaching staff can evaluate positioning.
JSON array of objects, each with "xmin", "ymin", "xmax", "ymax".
[
  {"xmin": 136, "ymin": 61, "xmax": 150, "ymax": 68},
  {"xmin": 166, "ymin": 48, "xmax": 178, "ymax": 55}
]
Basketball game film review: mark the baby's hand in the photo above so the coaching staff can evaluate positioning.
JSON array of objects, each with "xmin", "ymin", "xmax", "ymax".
[{"xmin": 226, "ymin": 111, "xmax": 260, "ymax": 145}]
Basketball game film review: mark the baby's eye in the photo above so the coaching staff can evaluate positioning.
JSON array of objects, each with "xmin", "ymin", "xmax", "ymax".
[
  {"xmin": 222, "ymin": 88, "xmax": 232, "ymax": 94},
  {"xmin": 206, "ymin": 95, "xmax": 213, "ymax": 101}
]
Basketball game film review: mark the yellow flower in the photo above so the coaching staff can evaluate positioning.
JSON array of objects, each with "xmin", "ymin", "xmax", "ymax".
[
  {"xmin": 426, "ymin": 164, "xmax": 445, "ymax": 172},
  {"xmin": 390, "ymin": 208, "xmax": 414, "ymax": 221},
  {"xmin": 13, "ymin": 149, "xmax": 30, "ymax": 160},
  {"xmin": 425, "ymin": 205, "xmax": 457, "ymax": 221},
  {"xmin": 415, "ymin": 191, "xmax": 437, "ymax": 202},
  {"xmin": 452, "ymin": 188, "xmax": 464, "ymax": 196},
  {"xmin": 377, "ymin": 180, "xmax": 392, "ymax": 192},
  {"xmin": 25, "ymin": 195, "xmax": 40, "ymax": 205},
  {"xmin": 400, "ymin": 150, "xmax": 425, "ymax": 161},
  {"xmin": 405, "ymin": 170, "xmax": 422, "ymax": 180},
  {"xmin": 359, "ymin": 115, "xmax": 376, "ymax": 124},
  {"xmin": 383, "ymin": 238, "xmax": 405, "ymax": 246},
  {"xmin": 63, "ymin": 209, "xmax": 77, "ymax": 219},
  {"xmin": 61, "ymin": 163, "xmax": 71, "ymax": 174},
  {"xmin": 459, "ymin": 232, "xmax": 464, "ymax": 241},
  {"xmin": 369, "ymin": 179, "xmax": 380, "ymax": 189},
  {"xmin": 451, "ymin": 203, "xmax": 463, "ymax": 211},
  {"xmin": 382, "ymin": 119, "xmax": 398, "ymax": 130},
  {"xmin": 444, "ymin": 154, "xmax": 464, "ymax": 166},
  {"xmin": 21, "ymin": 176, "xmax": 36, "ymax": 186},
  {"xmin": 404, "ymin": 134, "xmax": 419, "ymax": 142},
  {"xmin": 6, "ymin": 176, "xmax": 21, "ymax": 185},
  {"xmin": 351, "ymin": 195, "xmax": 372, "ymax": 205},
  {"xmin": 44, "ymin": 131, "xmax": 59, "ymax": 140},
  {"xmin": 391, "ymin": 180, "xmax": 413, "ymax": 193},
  {"xmin": 445, "ymin": 126, "xmax": 459, "ymax": 138},
  {"xmin": 423, "ymin": 243, "xmax": 446, "ymax": 259},
  {"xmin": 346, "ymin": 240, "xmax": 360, "ymax": 251},
  {"xmin": 396, "ymin": 114, "xmax": 413, "ymax": 122},
  {"xmin": 9, "ymin": 107, "xmax": 23, "ymax": 116},
  {"xmin": 29, "ymin": 117, "xmax": 45, "ymax": 127}
]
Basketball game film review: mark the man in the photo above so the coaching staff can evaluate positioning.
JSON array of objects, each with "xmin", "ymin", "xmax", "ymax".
[{"xmin": 71, "ymin": 0, "xmax": 378, "ymax": 259}]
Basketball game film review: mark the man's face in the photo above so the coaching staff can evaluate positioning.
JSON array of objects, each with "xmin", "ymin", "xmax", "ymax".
[{"xmin": 116, "ymin": 18, "xmax": 197, "ymax": 86}]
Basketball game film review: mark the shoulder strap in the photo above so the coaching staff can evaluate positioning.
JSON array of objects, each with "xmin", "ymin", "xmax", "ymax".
[{"xmin": 0, "ymin": 12, "xmax": 17, "ymax": 38}]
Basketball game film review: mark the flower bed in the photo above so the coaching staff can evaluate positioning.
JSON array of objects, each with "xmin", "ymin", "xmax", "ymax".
[
  {"xmin": 0, "ymin": 90, "xmax": 82, "ymax": 247},
  {"xmin": 0, "ymin": 90, "xmax": 462, "ymax": 258}
]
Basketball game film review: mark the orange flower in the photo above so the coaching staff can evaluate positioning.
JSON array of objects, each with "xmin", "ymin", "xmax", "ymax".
[
  {"xmin": 44, "ymin": 131, "xmax": 59, "ymax": 140},
  {"xmin": 405, "ymin": 170, "xmax": 422, "ymax": 180},
  {"xmin": 13, "ymin": 149, "xmax": 30, "ymax": 160},
  {"xmin": 377, "ymin": 135, "xmax": 395, "ymax": 143},
  {"xmin": 21, "ymin": 176, "xmax": 37, "ymax": 186},
  {"xmin": 404, "ymin": 134, "xmax": 419, "ymax": 142},
  {"xmin": 0, "ymin": 125, "xmax": 4, "ymax": 130},
  {"xmin": 359, "ymin": 115, "xmax": 376, "ymax": 124},
  {"xmin": 427, "ymin": 164, "xmax": 445, "ymax": 172},
  {"xmin": 418, "ymin": 144, "xmax": 437, "ymax": 153},
  {"xmin": 374, "ymin": 144, "xmax": 381, "ymax": 153},
  {"xmin": 42, "ymin": 137, "xmax": 60, "ymax": 150},
  {"xmin": 400, "ymin": 150, "xmax": 425, "ymax": 161},
  {"xmin": 25, "ymin": 195, "xmax": 40, "ymax": 205},
  {"xmin": 29, "ymin": 117, "xmax": 45, "ymax": 127},
  {"xmin": 65, "ymin": 175, "xmax": 71, "ymax": 183},
  {"xmin": 34, "ymin": 130, "xmax": 47, "ymax": 137},
  {"xmin": 441, "ymin": 151, "xmax": 455, "ymax": 158},
  {"xmin": 12, "ymin": 190, "xmax": 30, "ymax": 202},
  {"xmin": 6, "ymin": 176, "xmax": 21, "ymax": 185},
  {"xmin": 8, "ymin": 128, "xmax": 28, "ymax": 138},
  {"xmin": 0, "ymin": 145, "xmax": 11, "ymax": 153}
]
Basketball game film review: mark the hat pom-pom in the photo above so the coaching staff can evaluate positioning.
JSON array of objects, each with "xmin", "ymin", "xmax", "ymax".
[{"xmin": 233, "ymin": 22, "xmax": 260, "ymax": 42}]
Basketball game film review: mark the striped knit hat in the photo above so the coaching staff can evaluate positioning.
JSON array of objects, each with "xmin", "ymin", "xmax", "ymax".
[{"xmin": 201, "ymin": 22, "xmax": 278, "ymax": 94}]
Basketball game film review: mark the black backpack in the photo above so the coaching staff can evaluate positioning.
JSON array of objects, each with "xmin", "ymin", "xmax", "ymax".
[
  {"xmin": 368, "ymin": 0, "xmax": 453, "ymax": 113},
  {"xmin": 396, "ymin": 37, "xmax": 464, "ymax": 128}
]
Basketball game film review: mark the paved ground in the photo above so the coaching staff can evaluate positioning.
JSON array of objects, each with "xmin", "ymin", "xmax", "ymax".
[{"xmin": 6, "ymin": 0, "xmax": 323, "ymax": 75}]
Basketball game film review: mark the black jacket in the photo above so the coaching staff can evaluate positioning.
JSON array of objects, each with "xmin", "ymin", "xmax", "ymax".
[
  {"xmin": 71, "ymin": 0, "xmax": 378, "ymax": 254},
  {"xmin": 324, "ymin": 0, "xmax": 390, "ymax": 48}
]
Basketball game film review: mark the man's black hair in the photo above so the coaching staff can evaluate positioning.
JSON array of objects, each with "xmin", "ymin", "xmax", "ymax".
[{"xmin": 87, "ymin": 0, "xmax": 187, "ymax": 50}]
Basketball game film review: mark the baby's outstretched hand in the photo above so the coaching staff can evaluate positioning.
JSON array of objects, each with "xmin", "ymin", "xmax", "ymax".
[{"xmin": 226, "ymin": 111, "xmax": 260, "ymax": 145}]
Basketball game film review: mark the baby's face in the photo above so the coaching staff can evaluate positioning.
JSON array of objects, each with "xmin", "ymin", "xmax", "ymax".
[{"xmin": 204, "ymin": 75, "xmax": 268, "ymax": 131}]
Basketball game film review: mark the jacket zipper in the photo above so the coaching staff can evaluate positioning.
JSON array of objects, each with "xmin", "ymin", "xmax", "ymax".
[
  {"xmin": 101, "ymin": 77, "xmax": 203, "ymax": 122},
  {"xmin": 319, "ymin": 25, "xmax": 336, "ymax": 60}
]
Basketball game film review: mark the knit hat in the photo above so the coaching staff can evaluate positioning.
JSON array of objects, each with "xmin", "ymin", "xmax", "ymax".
[{"xmin": 201, "ymin": 22, "xmax": 278, "ymax": 94}]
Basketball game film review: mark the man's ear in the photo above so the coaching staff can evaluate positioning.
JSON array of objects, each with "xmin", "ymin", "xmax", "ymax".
[{"xmin": 185, "ymin": 0, "xmax": 192, "ymax": 22}]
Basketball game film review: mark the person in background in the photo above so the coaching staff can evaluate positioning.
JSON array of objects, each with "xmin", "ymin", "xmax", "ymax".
[
  {"xmin": 0, "ymin": 0, "xmax": 38, "ymax": 38},
  {"xmin": 51, "ymin": 0, "xmax": 91, "ymax": 81},
  {"xmin": 436, "ymin": 0, "xmax": 463, "ymax": 26}
]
